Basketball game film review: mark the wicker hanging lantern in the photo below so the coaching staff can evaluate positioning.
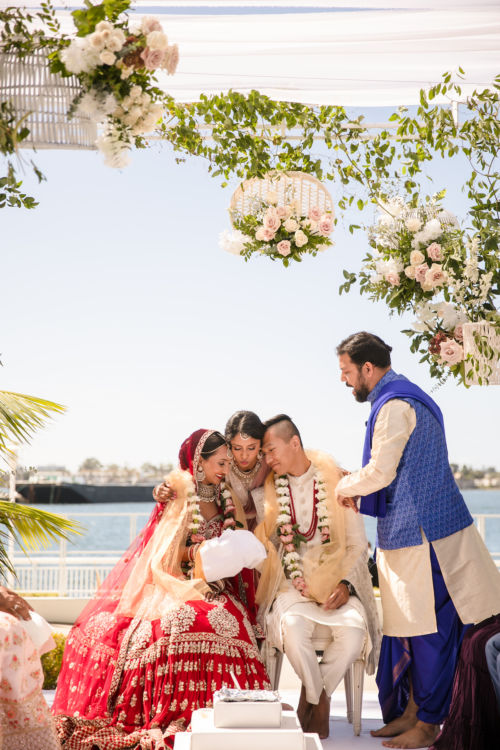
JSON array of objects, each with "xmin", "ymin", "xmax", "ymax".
[
  {"xmin": 0, "ymin": 49, "xmax": 96, "ymax": 150},
  {"xmin": 229, "ymin": 171, "xmax": 334, "ymax": 226},
  {"xmin": 463, "ymin": 321, "xmax": 500, "ymax": 385}
]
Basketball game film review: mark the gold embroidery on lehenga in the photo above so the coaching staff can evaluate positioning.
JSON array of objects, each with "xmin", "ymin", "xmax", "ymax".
[
  {"xmin": 160, "ymin": 603, "xmax": 197, "ymax": 635},
  {"xmin": 207, "ymin": 606, "xmax": 240, "ymax": 638}
]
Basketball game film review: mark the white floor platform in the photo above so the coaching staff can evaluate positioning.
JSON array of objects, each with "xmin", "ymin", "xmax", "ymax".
[
  {"xmin": 45, "ymin": 649, "xmax": 385, "ymax": 749},
  {"xmin": 45, "ymin": 688, "xmax": 386, "ymax": 749}
]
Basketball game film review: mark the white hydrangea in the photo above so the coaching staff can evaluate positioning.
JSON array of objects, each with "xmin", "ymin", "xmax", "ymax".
[
  {"xmin": 218, "ymin": 230, "xmax": 247, "ymax": 256},
  {"xmin": 60, "ymin": 39, "xmax": 95, "ymax": 74},
  {"xmin": 95, "ymin": 127, "xmax": 131, "ymax": 169},
  {"xmin": 422, "ymin": 219, "xmax": 443, "ymax": 241}
]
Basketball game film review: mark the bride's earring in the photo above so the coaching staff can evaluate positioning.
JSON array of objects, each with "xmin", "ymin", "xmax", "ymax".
[
  {"xmin": 196, "ymin": 465, "xmax": 206, "ymax": 482},
  {"xmin": 258, "ymin": 450, "xmax": 263, "ymax": 460}
]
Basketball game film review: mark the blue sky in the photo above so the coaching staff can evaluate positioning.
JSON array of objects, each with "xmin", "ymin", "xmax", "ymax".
[{"xmin": 2, "ymin": 102, "xmax": 499, "ymax": 473}]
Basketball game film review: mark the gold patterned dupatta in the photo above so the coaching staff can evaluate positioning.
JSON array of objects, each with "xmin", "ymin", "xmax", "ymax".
[{"xmin": 116, "ymin": 468, "xmax": 211, "ymax": 619}]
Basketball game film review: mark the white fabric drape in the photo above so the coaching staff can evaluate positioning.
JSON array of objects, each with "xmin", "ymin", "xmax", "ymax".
[{"xmin": 30, "ymin": 3, "xmax": 500, "ymax": 106}]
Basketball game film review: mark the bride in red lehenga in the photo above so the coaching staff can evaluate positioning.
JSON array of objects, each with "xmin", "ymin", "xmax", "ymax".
[{"xmin": 52, "ymin": 429, "xmax": 270, "ymax": 749}]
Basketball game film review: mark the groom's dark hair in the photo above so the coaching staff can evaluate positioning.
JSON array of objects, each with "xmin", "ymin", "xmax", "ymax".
[
  {"xmin": 263, "ymin": 414, "xmax": 303, "ymax": 447},
  {"xmin": 337, "ymin": 331, "xmax": 392, "ymax": 369}
]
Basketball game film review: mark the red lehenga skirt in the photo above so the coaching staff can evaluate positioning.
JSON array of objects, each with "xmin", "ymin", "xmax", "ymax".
[{"xmin": 53, "ymin": 585, "xmax": 270, "ymax": 749}]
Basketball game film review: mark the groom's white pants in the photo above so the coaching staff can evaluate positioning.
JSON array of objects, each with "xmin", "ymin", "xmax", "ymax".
[{"xmin": 282, "ymin": 614, "xmax": 365, "ymax": 705}]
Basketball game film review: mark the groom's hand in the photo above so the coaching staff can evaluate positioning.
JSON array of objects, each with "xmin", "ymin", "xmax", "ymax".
[
  {"xmin": 323, "ymin": 583, "xmax": 349, "ymax": 610},
  {"xmin": 337, "ymin": 495, "xmax": 359, "ymax": 513}
]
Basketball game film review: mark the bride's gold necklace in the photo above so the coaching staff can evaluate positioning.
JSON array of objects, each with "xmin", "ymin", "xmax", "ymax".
[{"xmin": 197, "ymin": 482, "xmax": 217, "ymax": 503}]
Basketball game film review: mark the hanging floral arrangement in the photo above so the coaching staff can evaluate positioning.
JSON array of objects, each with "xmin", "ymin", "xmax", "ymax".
[
  {"xmin": 340, "ymin": 196, "xmax": 500, "ymax": 385},
  {"xmin": 219, "ymin": 171, "xmax": 335, "ymax": 266},
  {"xmin": 52, "ymin": 2, "xmax": 178, "ymax": 167}
]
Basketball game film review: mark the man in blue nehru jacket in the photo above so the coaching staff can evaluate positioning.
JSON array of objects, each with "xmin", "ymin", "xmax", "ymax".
[{"xmin": 334, "ymin": 331, "xmax": 500, "ymax": 749}]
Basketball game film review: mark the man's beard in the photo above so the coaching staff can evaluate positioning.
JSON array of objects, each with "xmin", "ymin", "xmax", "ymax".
[{"xmin": 354, "ymin": 384, "xmax": 370, "ymax": 402}]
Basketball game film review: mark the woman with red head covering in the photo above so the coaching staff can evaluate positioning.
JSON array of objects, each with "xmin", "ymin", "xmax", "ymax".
[{"xmin": 53, "ymin": 429, "xmax": 271, "ymax": 749}]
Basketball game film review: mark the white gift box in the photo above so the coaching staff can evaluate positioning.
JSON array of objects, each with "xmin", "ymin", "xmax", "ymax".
[
  {"xmin": 190, "ymin": 709, "xmax": 304, "ymax": 750},
  {"xmin": 213, "ymin": 694, "xmax": 282, "ymax": 728}
]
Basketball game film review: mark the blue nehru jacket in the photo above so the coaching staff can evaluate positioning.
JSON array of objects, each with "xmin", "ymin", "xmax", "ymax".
[{"xmin": 360, "ymin": 370, "xmax": 473, "ymax": 550}]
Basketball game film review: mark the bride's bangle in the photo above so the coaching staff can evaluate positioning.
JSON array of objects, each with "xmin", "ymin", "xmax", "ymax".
[{"xmin": 189, "ymin": 544, "xmax": 200, "ymax": 562}]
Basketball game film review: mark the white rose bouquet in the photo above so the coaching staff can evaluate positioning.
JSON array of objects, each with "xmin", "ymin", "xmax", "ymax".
[
  {"xmin": 352, "ymin": 197, "xmax": 463, "ymax": 314},
  {"xmin": 52, "ymin": 1, "xmax": 178, "ymax": 167},
  {"xmin": 340, "ymin": 196, "xmax": 499, "ymax": 386},
  {"xmin": 221, "ymin": 191, "xmax": 335, "ymax": 266}
]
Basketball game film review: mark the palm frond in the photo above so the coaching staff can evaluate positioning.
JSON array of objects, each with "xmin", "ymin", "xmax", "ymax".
[
  {"xmin": 0, "ymin": 390, "xmax": 65, "ymax": 454},
  {"xmin": 0, "ymin": 500, "xmax": 83, "ymax": 578}
]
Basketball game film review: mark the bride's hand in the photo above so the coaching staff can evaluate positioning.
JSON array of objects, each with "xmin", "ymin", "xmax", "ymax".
[
  {"xmin": 205, "ymin": 580, "xmax": 225, "ymax": 601},
  {"xmin": 153, "ymin": 482, "xmax": 175, "ymax": 504}
]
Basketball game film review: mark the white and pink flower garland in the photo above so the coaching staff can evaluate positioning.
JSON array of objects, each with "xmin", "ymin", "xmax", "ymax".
[
  {"xmin": 220, "ymin": 190, "xmax": 335, "ymax": 266},
  {"xmin": 275, "ymin": 469, "xmax": 330, "ymax": 595},
  {"xmin": 188, "ymin": 481, "xmax": 241, "ymax": 544}
]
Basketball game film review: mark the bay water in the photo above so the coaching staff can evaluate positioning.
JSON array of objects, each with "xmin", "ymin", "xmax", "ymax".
[{"xmin": 31, "ymin": 489, "xmax": 500, "ymax": 557}]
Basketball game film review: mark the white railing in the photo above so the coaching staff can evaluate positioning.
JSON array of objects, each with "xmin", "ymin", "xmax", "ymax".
[{"xmin": 5, "ymin": 512, "xmax": 500, "ymax": 598}]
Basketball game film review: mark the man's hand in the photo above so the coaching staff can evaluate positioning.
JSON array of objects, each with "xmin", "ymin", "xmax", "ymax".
[
  {"xmin": 153, "ymin": 482, "xmax": 175, "ymax": 504},
  {"xmin": 323, "ymin": 582, "xmax": 350, "ymax": 611},
  {"xmin": 336, "ymin": 495, "xmax": 360, "ymax": 513},
  {"xmin": 0, "ymin": 586, "xmax": 32, "ymax": 620}
]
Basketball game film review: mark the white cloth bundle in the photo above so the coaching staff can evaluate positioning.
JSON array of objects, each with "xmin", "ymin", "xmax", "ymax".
[
  {"xmin": 19, "ymin": 611, "xmax": 55, "ymax": 655},
  {"xmin": 200, "ymin": 529, "xmax": 267, "ymax": 582}
]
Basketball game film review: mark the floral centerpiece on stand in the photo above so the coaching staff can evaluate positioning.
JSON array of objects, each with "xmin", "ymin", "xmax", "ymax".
[
  {"xmin": 220, "ymin": 187, "xmax": 335, "ymax": 267},
  {"xmin": 341, "ymin": 196, "xmax": 500, "ymax": 385},
  {"xmin": 52, "ymin": 1, "xmax": 178, "ymax": 166}
]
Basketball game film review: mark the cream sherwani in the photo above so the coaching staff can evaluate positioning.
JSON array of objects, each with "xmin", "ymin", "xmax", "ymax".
[
  {"xmin": 265, "ymin": 462, "xmax": 372, "ymax": 704},
  {"xmin": 336, "ymin": 400, "xmax": 500, "ymax": 636}
]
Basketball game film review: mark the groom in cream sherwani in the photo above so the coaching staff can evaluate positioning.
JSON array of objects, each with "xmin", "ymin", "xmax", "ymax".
[{"xmin": 255, "ymin": 414, "xmax": 380, "ymax": 739}]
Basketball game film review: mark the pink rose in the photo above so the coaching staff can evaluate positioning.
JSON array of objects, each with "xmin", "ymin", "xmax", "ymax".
[
  {"xmin": 404, "ymin": 265, "xmax": 416, "ymax": 279},
  {"xmin": 276, "ymin": 240, "xmax": 291, "ymax": 257},
  {"xmin": 256, "ymin": 226, "xmax": 276, "ymax": 242},
  {"xmin": 276, "ymin": 205, "xmax": 288, "ymax": 219},
  {"xmin": 281, "ymin": 524, "xmax": 293, "ymax": 534},
  {"xmin": 280, "ymin": 533, "xmax": 294, "ymax": 544},
  {"xmin": 426, "ymin": 242, "xmax": 443, "ymax": 261},
  {"xmin": 224, "ymin": 503, "xmax": 236, "ymax": 513},
  {"xmin": 425, "ymin": 263, "xmax": 447, "ymax": 288},
  {"xmin": 453, "ymin": 325, "xmax": 464, "ymax": 342},
  {"xmin": 308, "ymin": 206, "xmax": 322, "ymax": 222},
  {"xmin": 439, "ymin": 338, "xmax": 464, "ymax": 366},
  {"xmin": 191, "ymin": 533, "xmax": 205, "ymax": 544},
  {"xmin": 415, "ymin": 263, "xmax": 429, "ymax": 284},
  {"xmin": 385, "ymin": 271, "xmax": 401, "ymax": 286},
  {"xmin": 163, "ymin": 44, "xmax": 179, "ymax": 76},
  {"xmin": 223, "ymin": 518, "xmax": 236, "ymax": 529},
  {"xmin": 140, "ymin": 47, "xmax": 165, "ymax": 70},
  {"xmin": 318, "ymin": 213, "xmax": 334, "ymax": 237},
  {"xmin": 141, "ymin": 16, "xmax": 163, "ymax": 34},
  {"xmin": 263, "ymin": 207, "xmax": 281, "ymax": 232},
  {"xmin": 285, "ymin": 544, "xmax": 295, "ymax": 552}
]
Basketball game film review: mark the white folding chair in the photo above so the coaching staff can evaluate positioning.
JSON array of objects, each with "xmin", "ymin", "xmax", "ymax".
[{"xmin": 263, "ymin": 635, "xmax": 365, "ymax": 736}]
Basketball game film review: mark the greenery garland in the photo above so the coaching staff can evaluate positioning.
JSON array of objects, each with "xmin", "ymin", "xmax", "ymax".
[{"xmin": 1, "ymin": 2, "xmax": 498, "ymax": 382}]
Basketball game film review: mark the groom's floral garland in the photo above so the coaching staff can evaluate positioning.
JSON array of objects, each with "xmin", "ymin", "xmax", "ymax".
[{"xmin": 275, "ymin": 469, "xmax": 330, "ymax": 595}]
